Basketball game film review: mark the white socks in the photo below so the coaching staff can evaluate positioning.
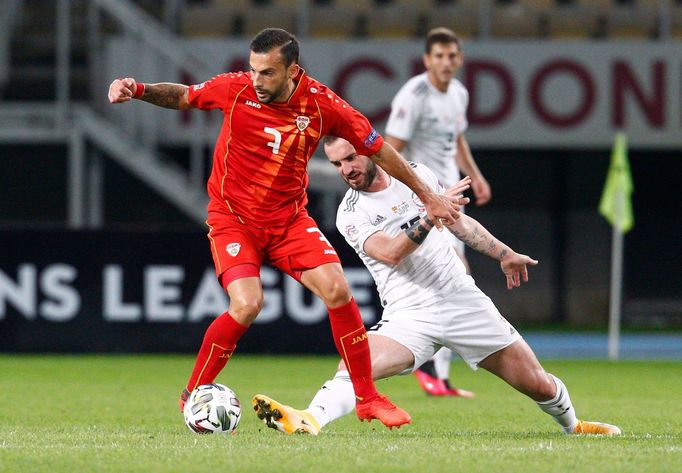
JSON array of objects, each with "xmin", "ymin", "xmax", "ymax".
[
  {"xmin": 306, "ymin": 370, "xmax": 580, "ymax": 433},
  {"xmin": 305, "ymin": 370, "xmax": 356, "ymax": 428},
  {"xmin": 536, "ymin": 374, "xmax": 578, "ymax": 432},
  {"xmin": 432, "ymin": 347, "xmax": 453, "ymax": 379}
]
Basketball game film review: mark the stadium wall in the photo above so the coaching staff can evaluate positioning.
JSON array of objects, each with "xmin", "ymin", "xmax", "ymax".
[{"xmin": 104, "ymin": 39, "xmax": 682, "ymax": 149}]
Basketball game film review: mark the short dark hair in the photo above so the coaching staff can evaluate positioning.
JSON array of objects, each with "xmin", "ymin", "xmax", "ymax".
[
  {"xmin": 250, "ymin": 28, "xmax": 300, "ymax": 67},
  {"xmin": 323, "ymin": 135, "xmax": 340, "ymax": 147},
  {"xmin": 425, "ymin": 27, "xmax": 460, "ymax": 54}
]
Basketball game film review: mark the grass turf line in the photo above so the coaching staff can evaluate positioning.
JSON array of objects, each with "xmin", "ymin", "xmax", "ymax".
[{"xmin": 0, "ymin": 355, "xmax": 680, "ymax": 473}]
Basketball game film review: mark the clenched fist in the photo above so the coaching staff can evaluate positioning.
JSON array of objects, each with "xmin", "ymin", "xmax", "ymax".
[{"xmin": 108, "ymin": 77, "xmax": 139, "ymax": 103}]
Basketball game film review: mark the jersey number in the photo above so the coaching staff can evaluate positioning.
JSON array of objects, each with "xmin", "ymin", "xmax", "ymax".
[
  {"xmin": 264, "ymin": 127, "xmax": 281, "ymax": 155},
  {"xmin": 400, "ymin": 215, "xmax": 420, "ymax": 230},
  {"xmin": 307, "ymin": 227, "xmax": 333, "ymax": 248}
]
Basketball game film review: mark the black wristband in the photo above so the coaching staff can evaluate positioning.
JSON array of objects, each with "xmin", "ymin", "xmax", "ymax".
[{"xmin": 405, "ymin": 218, "xmax": 433, "ymax": 245}]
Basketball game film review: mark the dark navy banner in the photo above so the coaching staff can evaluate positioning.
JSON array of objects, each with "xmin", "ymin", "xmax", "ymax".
[{"xmin": 0, "ymin": 230, "xmax": 380, "ymax": 353}]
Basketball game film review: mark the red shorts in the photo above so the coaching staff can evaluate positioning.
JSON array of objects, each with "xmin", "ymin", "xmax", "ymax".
[{"xmin": 206, "ymin": 209, "xmax": 341, "ymax": 286}]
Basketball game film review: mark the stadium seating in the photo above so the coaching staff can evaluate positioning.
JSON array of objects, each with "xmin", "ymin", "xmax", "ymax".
[
  {"xmin": 423, "ymin": 1, "xmax": 479, "ymax": 39},
  {"xmin": 659, "ymin": 1, "xmax": 682, "ymax": 37},
  {"xmin": 365, "ymin": 0, "xmax": 422, "ymax": 38},
  {"xmin": 307, "ymin": 0, "xmax": 372, "ymax": 37},
  {"xmin": 177, "ymin": 0, "xmax": 673, "ymax": 40},
  {"xmin": 545, "ymin": 2, "xmax": 600, "ymax": 38},
  {"xmin": 241, "ymin": 3, "xmax": 298, "ymax": 37},
  {"xmin": 607, "ymin": 3, "xmax": 658, "ymax": 38},
  {"xmin": 491, "ymin": 1, "xmax": 543, "ymax": 38},
  {"xmin": 181, "ymin": 0, "xmax": 251, "ymax": 37},
  {"xmin": 307, "ymin": 6, "xmax": 365, "ymax": 38}
]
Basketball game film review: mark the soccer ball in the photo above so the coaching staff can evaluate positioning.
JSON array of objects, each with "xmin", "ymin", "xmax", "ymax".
[{"xmin": 183, "ymin": 383, "xmax": 241, "ymax": 434}]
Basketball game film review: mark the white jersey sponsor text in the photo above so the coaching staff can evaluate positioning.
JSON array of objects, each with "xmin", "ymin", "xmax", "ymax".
[{"xmin": 336, "ymin": 163, "xmax": 468, "ymax": 312}]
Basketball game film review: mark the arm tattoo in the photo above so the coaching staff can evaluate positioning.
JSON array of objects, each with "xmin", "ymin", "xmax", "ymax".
[
  {"xmin": 404, "ymin": 219, "xmax": 433, "ymax": 245},
  {"xmin": 140, "ymin": 83, "xmax": 186, "ymax": 109},
  {"xmin": 452, "ymin": 219, "xmax": 508, "ymax": 260}
]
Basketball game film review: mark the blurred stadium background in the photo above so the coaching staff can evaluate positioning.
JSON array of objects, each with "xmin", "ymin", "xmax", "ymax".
[{"xmin": 1, "ymin": 0, "xmax": 681, "ymax": 358}]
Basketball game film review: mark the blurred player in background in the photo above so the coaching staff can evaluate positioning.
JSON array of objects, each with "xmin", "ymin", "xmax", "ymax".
[
  {"xmin": 252, "ymin": 137, "xmax": 621, "ymax": 437},
  {"xmin": 107, "ymin": 28, "xmax": 461, "ymax": 429},
  {"xmin": 385, "ymin": 27, "xmax": 491, "ymax": 397}
]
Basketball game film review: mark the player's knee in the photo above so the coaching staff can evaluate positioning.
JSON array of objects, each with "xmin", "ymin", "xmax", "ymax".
[
  {"xmin": 322, "ymin": 277, "xmax": 351, "ymax": 307},
  {"xmin": 229, "ymin": 295, "xmax": 264, "ymax": 322}
]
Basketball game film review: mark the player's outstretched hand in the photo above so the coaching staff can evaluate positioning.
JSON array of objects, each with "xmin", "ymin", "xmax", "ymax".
[
  {"xmin": 445, "ymin": 176, "xmax": 472, "ymax": 207},
  {"xmin": 108, "ymin": 77, "xmax": 138, "ymax": 104},
  {"xmin": 500, "ymin": 253, "xmax": 538, "ymax": 290},
  {"xmin": 424, "ymin": 193, "xmax": 460, "ymax": 229}
]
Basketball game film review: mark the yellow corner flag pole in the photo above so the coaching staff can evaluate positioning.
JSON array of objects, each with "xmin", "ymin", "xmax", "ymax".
[{"xmin": 599, "ymin": 132, "xmax": 634, "ymax": 360}]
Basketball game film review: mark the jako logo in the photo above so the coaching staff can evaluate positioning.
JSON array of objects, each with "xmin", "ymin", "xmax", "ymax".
[
  {"xmin": 246, "ymin": 99, "xmax": 261, "ymax": 109},
  {"xmin": 351, "ymin": 333, "xmax": 368, "ymax": 345}
]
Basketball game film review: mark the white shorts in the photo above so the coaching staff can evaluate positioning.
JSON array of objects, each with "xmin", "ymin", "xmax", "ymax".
[{"xmin": 367, "ymin": 277, "xmax": 521, "ymax": 371}]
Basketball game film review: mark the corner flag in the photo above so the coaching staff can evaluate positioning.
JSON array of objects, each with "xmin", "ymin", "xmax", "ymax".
[
  {"xmin": 601, "ymin": 132, "xmax": 633, "ymax": 360},
  {"xmin": 599, "ymin": 132, "xmax": 634, "ymax": 233}
]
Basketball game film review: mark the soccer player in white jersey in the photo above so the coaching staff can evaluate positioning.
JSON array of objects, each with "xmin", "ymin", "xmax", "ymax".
[
  {"xmin": 252, "ymin": 136, "xmax": 621, "ymax": 437},
  {"xmin": 385, "ymin": 27, "xmax": 490, "ymax": 396}
]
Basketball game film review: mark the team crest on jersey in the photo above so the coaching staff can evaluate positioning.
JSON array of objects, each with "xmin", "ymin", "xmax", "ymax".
[
  {"xmin": 296, "ymin": 115, "xmax": 310, "ymax": 131},
  {"xmin": 371, "ymin": 214, "xmax": 387, "ymax": 226},
  {"xmin": 391, "ymin": 201, "xmax": 410, "ymax": 215},
  {"xmin": 345, "ymin": 224, "xmax": 359, "ymax": 242},
  {"xmin": 226, "ymin": 243, "xmax": 241, "ymax": 257},
  {"xmin": 411, "ymin": 193, "xmax": 426, "ymax": 212}
]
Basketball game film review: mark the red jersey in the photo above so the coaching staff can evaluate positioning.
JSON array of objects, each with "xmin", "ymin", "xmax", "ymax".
[{"xmin": 188, "ymin": 69, "xmax": 383, "ymax": 230}]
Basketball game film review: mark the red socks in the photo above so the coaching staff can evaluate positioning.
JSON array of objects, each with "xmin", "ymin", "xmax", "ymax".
[
  {"xmin": 327, "ymin": 298, "xmax": 378, "ymax": 402},
  {"xmin": 185, "ymin": 311, "xmax": 248, "ymax": 392},
  {"xmin": 186, "ymin": 301, "xmax": 377, "ymax": 403}
]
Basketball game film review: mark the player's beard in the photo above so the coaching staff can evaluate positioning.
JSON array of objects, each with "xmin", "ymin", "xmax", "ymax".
[
  {"xmin": 255, "ymin": 81, "xmax": 288, "ymax": 104},
  {"xmin": 346, "ymin": 161, "xmax": 377, "ymax": 191}
]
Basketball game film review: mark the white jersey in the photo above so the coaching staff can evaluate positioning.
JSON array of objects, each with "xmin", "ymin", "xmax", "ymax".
[
  {"xmin": 385, "ymin": 72, "xmax": 469, "ymax": 187},
  {"xmin": 336, "ymin": 163, "xmax": 469, "ymax": 312}
]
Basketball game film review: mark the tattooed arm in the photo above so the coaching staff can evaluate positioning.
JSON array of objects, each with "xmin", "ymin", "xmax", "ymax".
[
  {"xmin": 447, "ymin": 214, "xmax": 539, "ymax": 289},
  {"xmin": 446, "ymin": 214, "xmax": 509, "ymax": 260},
  {"xmin": 108, "ymin": 77, "xmax": 191, "ymax": 110},
  {"xmin": 140, "ymin": 83, "xmax": 190, "ymax": 109},
  {"xmin": 362, "ymin": 178, "xmax": 471, "ymax": 266},
  {"xmin": 363, "ymin": 216, "xmax": 436, "ymax": 266}
]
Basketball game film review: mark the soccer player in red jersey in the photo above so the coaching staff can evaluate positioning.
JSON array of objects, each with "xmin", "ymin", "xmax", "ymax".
[{"xmin": 108, "ymin": 28, "xmax": 460, "ymax": 429}]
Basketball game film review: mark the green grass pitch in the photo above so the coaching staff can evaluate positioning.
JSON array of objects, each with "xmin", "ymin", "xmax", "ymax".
[{"xmin": 0, "ymin": 355, "xmax": 680, "ymax": 473}]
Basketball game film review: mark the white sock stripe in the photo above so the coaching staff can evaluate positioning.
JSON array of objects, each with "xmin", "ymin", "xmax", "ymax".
[
  {"xmin": 538, "ymin": 374, "xmax": 564, "ymax": 406},
  {"xmin": 536, "ymin": 374, "xmax": 577, "ymax": 430}
]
